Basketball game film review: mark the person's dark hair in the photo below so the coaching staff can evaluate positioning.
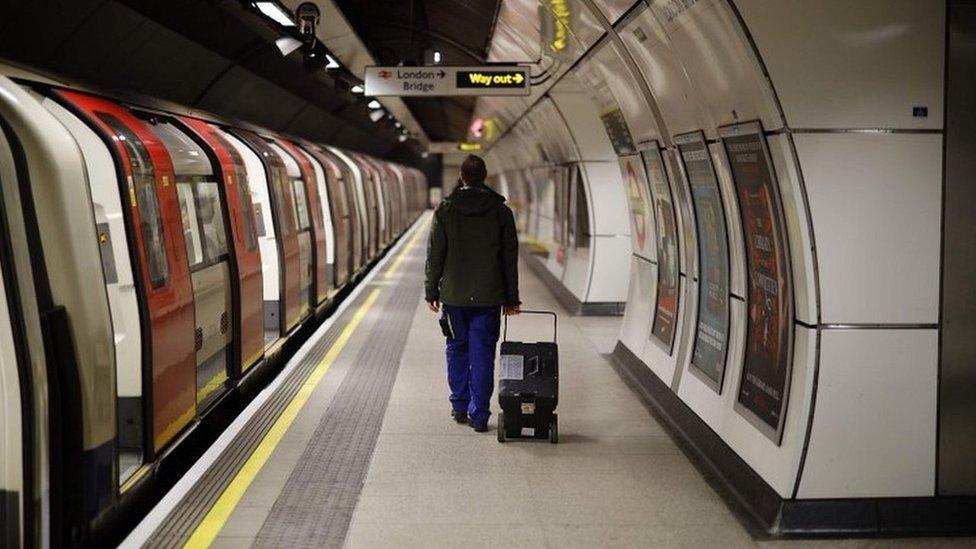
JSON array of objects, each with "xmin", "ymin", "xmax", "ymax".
[{"xmin": 460, "ymin": 154, "xmax": 487, "ymax": 185}]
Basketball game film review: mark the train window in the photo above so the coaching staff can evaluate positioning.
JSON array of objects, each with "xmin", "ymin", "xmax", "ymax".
[
  {"xmin": 97, "ymin": 112, "xmax": 170, "ymax": 288},
  {"xmin": 268, "ymin": 167, "xmax": 292, "ymax": 236},
  {"xmin": 336, "ymin": 173, "xmax": 350, "ymax": 216},
  {"xmin": 291, "ymin": 179, "xmax": 310, "ymax": 230},
  {"xmin": 177, "ymin": 182, "xmax": 204, "ymax": 267}
]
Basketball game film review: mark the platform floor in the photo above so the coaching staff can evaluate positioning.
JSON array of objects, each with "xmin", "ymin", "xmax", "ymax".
[{"xmin": 129, "ymin": 216, "xmax": 973, "ymax": 549}]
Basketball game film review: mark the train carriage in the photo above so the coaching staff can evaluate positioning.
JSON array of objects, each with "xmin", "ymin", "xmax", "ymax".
[
  {"xmin": 286, "ymin": 141, "xmax": 337, "ymax": 302},
  {"xmin": 0, "ymin": 67, "xmax": 427, "ymax": 546},
  {"xmin": 303, "ymin": 143, "xmax": 352, "ymax": 288},
  {"xmin": 227, "ymin": 129, "xmax": 305, "ymax": 337},
  {"xmin": 326, "ymin": 146, "xmax": 372, "ymax": 267},
  {"xmin": 178, "ymin": 117, "xmax": 265, "ymax": 374}
]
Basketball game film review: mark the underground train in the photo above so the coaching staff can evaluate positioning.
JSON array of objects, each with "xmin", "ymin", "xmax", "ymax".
[{"xmin": 0, "ymin": 65, "xmax": 426, "ymax": 547}]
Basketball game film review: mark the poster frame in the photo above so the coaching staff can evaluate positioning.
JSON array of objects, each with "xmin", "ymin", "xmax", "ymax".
[
  {"xmin": 672, "ymin": 130, "xmax": 732, "ymax": 395},
  {"xmin": 719, "ymin": 120, "xmax": 795, "ymax": 446},
  {"xmin": 638, "ymin": 140, "xmax": 680, "ymax": 356},
  {"xmin": 619, "ymin": 153, "xmax": 656, "ymax": 263}
]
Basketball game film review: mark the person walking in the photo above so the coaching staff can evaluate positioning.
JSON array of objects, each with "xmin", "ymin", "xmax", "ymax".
[{"xmin": 425, "ymin": 154, "xmax": 521, "ymax": 432}]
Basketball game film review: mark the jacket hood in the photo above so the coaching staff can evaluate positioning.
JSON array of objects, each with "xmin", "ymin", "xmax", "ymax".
[{"xmin": 445, "ymin": 184, "xmax": 505, "ymax": 216}]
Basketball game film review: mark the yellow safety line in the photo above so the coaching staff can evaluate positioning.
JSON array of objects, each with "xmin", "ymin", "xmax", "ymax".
[
  {"xmin": 196, "ymin": 370, "xmax": 229, "ymax": 404},
  {"xmin": 384, "ymin": 216, "xmax": 430, "ymax": 280},
  {"xmin": 183, "ymin": 288, "xmax": 382, "ymax": 549}
]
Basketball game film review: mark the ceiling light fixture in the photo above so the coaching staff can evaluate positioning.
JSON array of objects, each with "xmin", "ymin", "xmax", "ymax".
[
  {"xmin": 274, "ymin": 36, "xmax": 303, "ymax": 56},
  {"xmin": 368, "ymin": 100, "xmax": 382, "ymax": 109},
  {"xmin": 325, "ymin": 54, "xmax": 340, "ymax": 70},
  {"xmin": 351, "ymin": 84, "xmax": 364, "ymax": 93},
  {"xmin": 398, "ymin": 134, "xmax": 408, "ymax": 142},
  {"xmin": 369, "ymin": 109, "xmax": 385, "ymax": 122},
  {"xmin": 433, "ymin": 51, "xmax": 442, "ymax": 64},
  {"xmin": 254, "ymin": 1, "xmax": 295, "ymax": 26}
]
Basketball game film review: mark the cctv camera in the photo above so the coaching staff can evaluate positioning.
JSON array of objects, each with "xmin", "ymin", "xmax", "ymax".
[{"xmin": 296, "ymin": 2, "xmax": 320, "ymax": 43}]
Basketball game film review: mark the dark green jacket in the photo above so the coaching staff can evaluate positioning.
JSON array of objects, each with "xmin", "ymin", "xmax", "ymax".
[{"xmin": 425, "ymin": 183, "xmax": 520, "ymax": 307}]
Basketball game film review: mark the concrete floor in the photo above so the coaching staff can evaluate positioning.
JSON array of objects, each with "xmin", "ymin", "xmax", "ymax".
[
  {"xmin": 201, "ymin": 236, "xmax": 972, "ymax": 548},
  {"xmin": 344, "ymin": 264, "xmax": 974, "ymax": 548}
]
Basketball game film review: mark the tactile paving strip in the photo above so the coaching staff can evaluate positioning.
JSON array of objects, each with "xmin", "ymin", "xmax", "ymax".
[
  {"xmin": 145, "ymin": 299, "xmax": 359, "ymax": 549},
  {"xmin": 252, "ymin": 248, "xmax": 422, "ymax": 548},
  {"xmin": 143, "ymin": 222, "xmax": 424, "ymax": 548}
]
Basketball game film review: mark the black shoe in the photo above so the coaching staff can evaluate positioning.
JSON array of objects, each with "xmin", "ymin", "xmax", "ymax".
[
  {"xmin": 451, "ymin": 410, "xmax": 468, "ymax": 424},
  {"xmin": 472, "ymin": 424, "xmax": 489, "ymax": 433}
]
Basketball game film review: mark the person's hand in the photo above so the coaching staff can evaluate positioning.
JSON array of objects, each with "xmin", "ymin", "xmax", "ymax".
[
  {"xmin": 503, "ymin": 304, "xmax": 521, "ymax": 316},
  {"xmin": 427, "ymin": 300, "xmax": 440, "ymax": 313}
]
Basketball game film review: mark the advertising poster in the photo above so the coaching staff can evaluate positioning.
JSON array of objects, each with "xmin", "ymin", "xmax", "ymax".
[
  {"xmin": 721, "ymin": 123, "xmax": 793, "ymax": 443},
  {"xmin": 642, "ymin": 146, "xmax": 680, "ymax": 354},
  {"xmin": 601, "ymin": 109, "xmax": 636, "ymax": 156},
  {"xmin": 619, "ymin": 155, "xmax": 654, "ymax": 261},
  {"xmin": 675, "ymin": 132, "xmax": 729, "ymax": 392}
]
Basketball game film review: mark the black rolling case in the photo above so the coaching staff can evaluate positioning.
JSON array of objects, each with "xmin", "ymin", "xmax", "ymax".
[{"xmin": 497, "ymin": 310, "xmax": 558, "ymax": 443}]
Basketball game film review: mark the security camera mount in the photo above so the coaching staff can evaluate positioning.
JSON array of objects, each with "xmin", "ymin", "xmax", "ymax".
[{"xmin": 296, "ymin": 2, "xmax": 321, "ymax": 59}]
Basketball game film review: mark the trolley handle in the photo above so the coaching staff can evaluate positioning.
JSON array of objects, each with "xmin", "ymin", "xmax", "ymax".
[{"xmin": 503, "ymin": 309, "xmax": 557, "ymax": 343}]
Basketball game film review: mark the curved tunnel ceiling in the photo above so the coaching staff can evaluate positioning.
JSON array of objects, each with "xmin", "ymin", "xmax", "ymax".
[
  {"xmin": 0, "ymin": 0, "xmax": 429, "ymax": 166},
  {"xmin": 333, "ymin": 0, "xmax": 503, "ymax": 142}
]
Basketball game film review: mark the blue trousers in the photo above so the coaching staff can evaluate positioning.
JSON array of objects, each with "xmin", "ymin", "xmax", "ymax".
[{"xmin": 443, "ymin": 304, "xmax": 500, "ymax": 427}]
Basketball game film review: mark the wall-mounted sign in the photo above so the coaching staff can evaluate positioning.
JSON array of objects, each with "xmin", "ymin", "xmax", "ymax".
[
  {"xmin": 365, "ymin": 66, "xmax": 531, "ymax": 97},
  {"xmin": 720, "ymin": 121, "xmax": 794, "ymax": 445},
  {"xmin": 675, "ymin": 131, "xmax": 730, "ymax": 394},
  {"xmin": 540, "ymin": 0, "xmax": 575, "ymax": 61},
  {"xmin": 642, "ymin": 144, "xmax": 680, "ymax": 355}
]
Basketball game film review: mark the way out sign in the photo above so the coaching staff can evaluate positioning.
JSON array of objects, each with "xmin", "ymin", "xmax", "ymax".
[{"xmin": 364, "ymin": 66, "xmax": 531, "ymax": 97}]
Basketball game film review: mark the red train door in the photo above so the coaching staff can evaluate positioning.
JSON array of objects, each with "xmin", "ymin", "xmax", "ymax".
[
  {"xmin": 179, "ymin": 117, "xmax": 264, "ymax": 374},
  {"xmin": 230, "ymin": 129, "xmax": 302, "ymax": 334},
  {"xmin": 54, "ymin": 90, "xmax": 195, "ymax": 454},
  {"xmin": 276, "ymin": 139, "xmax": 329, "ymax": 305}
]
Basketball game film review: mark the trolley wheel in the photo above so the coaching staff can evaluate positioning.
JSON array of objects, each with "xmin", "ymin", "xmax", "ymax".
[
  {"xmin": 497, "ymin": 412, "xmax": 506, "ymax": 443},
  {"xmin": 549, "ymin": 414, "xmax": 558, "ymax": 444}
]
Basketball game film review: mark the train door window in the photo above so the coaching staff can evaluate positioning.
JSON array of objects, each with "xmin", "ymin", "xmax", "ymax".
[
  {"xmin": 291, "ymin": 179, "xmax": 310, "ymax": 231},
  {"xmin": 177, "ymin": 183, "xmax": 204, "ymax": 266},
  {"xmin": 196, "ymin": 182, "xmax": 229, "ymax": 261},
  {"xmin": 267, "ymin": 166, "xmax": 292, "ymax": 236},
  {"xmin": 96, "ymin": 113, "xmax": 170, "ymax": 287},
  {"xmin": 328, "ymin": 158, "xmax": 351, "ymax": 218}
]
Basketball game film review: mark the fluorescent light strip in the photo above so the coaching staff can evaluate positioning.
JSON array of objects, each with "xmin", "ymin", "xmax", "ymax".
[
  {"xmin": 275, "ymin": 36, "xmax": 303, "ymax": 56},
  {"xmin": 255, "ymin": 1, "xmax": 295, "ymax": 26}
]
